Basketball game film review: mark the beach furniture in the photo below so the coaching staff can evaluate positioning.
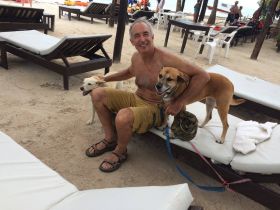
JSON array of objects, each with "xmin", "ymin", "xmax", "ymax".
[
  {"xmin": 0, "ymin": 30, "xmax": 112, "ymax": 90},
  {"xmin": 164, "ymin": 19, "xmax": 211, "ymax": 54},
  {"xmin": 128, "ymin": 10, "xmax": 155, "ymax": 22},
  {"xmin": 149, "ymin": 100, "xmax": 280, "ymax": 210},
  {"xmin": 231, "ymin": 26, "xmax": 254, "ymax": 46},
  {"xmin": 0, "ymin": 4, "xmax": 49, "ymax": 34},
  {"xmin": 195, "ymin": 31, "xmax": 237, "ymax": 64},
  {"xmin": 0, "ymin": 131, "xmax": 198, "ymax": 210},
  {"xmin": 58, "ymin": 2, "xmax": 112, "ymax": 24}
]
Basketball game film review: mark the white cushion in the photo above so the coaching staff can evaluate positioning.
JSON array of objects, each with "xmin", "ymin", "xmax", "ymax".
[
  {"xmin": 50, "ymin": 184, "xmax": 193, "ymax": 210},
  {"xmin": 231, "ymin": 124, "xmax": 280, "ymax": 174},
  {"xmin": 0, "ymin": 131, "xmax": 78, "ymax": 210},
  {"xmin": 0, "ymin": 30, "xmax": 60, "ymax": 55},
  {"xmin": 0, "ymin": 131, "xmax": 194, "ymax": 210},
  {"xmin": 150, "ymin": 102, "xmax": 280, "ymax": 174},
  {"xmin": 207, "ymin": 64, "xmax": 280, "ymax": 110},
  {"xmin": 0, "ymin": 30, "xmax": 110, "ymax": 56},
  {"xmin": 150, "ymin": 102, "xmax": 242, "ymax": 164}
]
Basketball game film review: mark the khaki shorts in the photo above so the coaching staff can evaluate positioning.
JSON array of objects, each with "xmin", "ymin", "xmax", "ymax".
[{"xmin": 104, "ymin": 88, "xmax": 163, "ymax": 133}]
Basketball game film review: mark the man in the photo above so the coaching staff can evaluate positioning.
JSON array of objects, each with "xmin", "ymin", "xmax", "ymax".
[
  {"xmin": 193, "ymin": 0, "xmax": 202, "ymax": 22},
  {"xmin": 156, "ymin": 0, "xmax": 165, "ymax": 13},
  {"xmin": 225, "ymin": 1, "xmax": 239, "ymax": 26},
  {"xmin": 86, "ymin": 18, "xmax": 210, "ymax": 173}
]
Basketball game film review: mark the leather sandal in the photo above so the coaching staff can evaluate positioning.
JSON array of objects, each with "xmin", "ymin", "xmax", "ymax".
[
  {"xmin": 85, "ymin": 139, "xmax": 117, "ymax": 157},
  {"xmin": 99, "ymin": 151, "xmax": 128, "ymax": 173}
]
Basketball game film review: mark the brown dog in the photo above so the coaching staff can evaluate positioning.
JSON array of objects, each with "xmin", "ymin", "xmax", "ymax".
[{"xmin": 155, "ymin": 67, "xmax": 245, "ymax": 144}]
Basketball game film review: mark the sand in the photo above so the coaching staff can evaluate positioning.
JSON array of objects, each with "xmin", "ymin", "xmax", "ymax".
[{"xmin": 0, "ymin": 1, "xmax": 280, "ymax": 209}]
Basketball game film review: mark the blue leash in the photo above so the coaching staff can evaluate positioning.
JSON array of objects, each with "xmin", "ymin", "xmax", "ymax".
[{"xmin": 164, "ymin": 126, "xmax": 226, "ymax": 192}]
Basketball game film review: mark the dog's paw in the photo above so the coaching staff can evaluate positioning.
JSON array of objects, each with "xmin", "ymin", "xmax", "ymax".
[
  {"xmin": 198, "ymin": 123, "xmax": 205, "ymax": 128},
  {"xmin": 156, "ymin": 125, "xmax": 166, "ymax": 131},
  {"xmin": 215, "ymin": 139, "xmax": 224, "ymax": 144},
  {"xmin": 86, "ymin": 119, "xmax": 94, "ymax": 125}
]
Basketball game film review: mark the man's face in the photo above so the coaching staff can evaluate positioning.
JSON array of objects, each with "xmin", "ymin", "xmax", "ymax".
[{"xmin": 130, "ymin": 22, "xmax": 154, "ymax": 53}]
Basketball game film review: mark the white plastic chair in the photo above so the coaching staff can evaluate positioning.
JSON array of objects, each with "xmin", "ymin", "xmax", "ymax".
[
  {"xmin": 191, "ymin": 27, "xmax": 214, "ymax": 43},
  {"xmin": 195, "ymin": 30, "xmax": 237, "ymax": 64},
  {"xmin": 156, "ymin": 10, "xmax": 165, "ymax": 30}
]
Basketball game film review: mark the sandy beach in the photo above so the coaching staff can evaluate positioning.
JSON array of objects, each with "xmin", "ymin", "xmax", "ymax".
[{"xmin": 0, "ymin": 1, "xmax": 280, "ymax": 209}]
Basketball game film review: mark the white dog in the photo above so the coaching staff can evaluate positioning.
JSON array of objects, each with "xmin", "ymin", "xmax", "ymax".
[{"xmin": 80, "ymin": 75, "xmax": 122, "ymax": 125}]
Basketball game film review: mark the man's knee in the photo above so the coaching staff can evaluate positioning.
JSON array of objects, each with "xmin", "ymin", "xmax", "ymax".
[
  {"xmin": 115, "ymin": 108, "xmax": 134, "ymax": 126},
  {"xmin": 91, "ymin": 87, "xmax": 106, "ymax": 103}
]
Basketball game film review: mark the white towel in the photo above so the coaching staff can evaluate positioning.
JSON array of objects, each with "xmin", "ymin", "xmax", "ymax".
[{"xmin": 233, "ymin": 121, "xmax": 278, "ymax": 154}]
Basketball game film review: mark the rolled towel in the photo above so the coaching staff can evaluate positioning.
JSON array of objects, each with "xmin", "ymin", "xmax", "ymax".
[{"xmin": 233, "ymin": 121, "xmax": 278, "ymax": 154}]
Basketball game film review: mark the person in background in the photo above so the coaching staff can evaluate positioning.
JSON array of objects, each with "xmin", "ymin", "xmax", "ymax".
[
  {"xmin": 21, "ymin": 0, "xmax": 32, "ymax": 7},
  {"xmin": 193, "ymin": 0, "xmax": 202, "ymax": 22},
  {"xmin": 224, "ymin": 1, "xmax": 239, "ymax": 26},
  {"xmin": 156, "ymin": 0, "xmax": 165, "ymax": 13},
  {"xmin": 239, "ymin": 6, "xmax": 243, "ymax": 19}
]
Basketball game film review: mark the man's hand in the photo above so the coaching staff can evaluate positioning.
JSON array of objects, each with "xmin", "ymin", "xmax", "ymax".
[{"xmin": 165, "ymin": 100, "xmax": 184, "ymax": 116}]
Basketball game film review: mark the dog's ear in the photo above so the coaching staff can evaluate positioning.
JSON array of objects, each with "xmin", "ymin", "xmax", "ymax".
[
  {"xmin": 95, "ymin": 76, "xmax": 106, "ymax": 85},
  {"xmin": 96, "ymin": 80, "xmax": 106, "ymax": 85},
  {"xmin": 177, "ymin": 74, "xmax": 190, "ymax": 85}
]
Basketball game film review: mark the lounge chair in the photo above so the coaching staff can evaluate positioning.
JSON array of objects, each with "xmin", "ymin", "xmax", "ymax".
[
  {"xmin": 149, "ymin": 66, "xmax": 280, "ymax": 210},
  {"xmin": 231, "ymin": 26, "xmax": 254, "ymax": 46},
  {"xmin": 128, "ymin": 10, "xmax": 155, "ymax": 22},
  {"xmin": 207, "ymin": 65, "xmax": 280, "ymax": 118},
  {"xmin": 58, "ymin": 2, "xmax": 112, "ymax": 24},
  {"xmin": 0, "ymin": 4, "xmax": 49, "ymax": 34},
  {"xmin": 0, "ymin": 131, "xmax": 203, "ymax": 210},
  {"xmin": 0, "ymin": 30, "xmax": 112, "ymax": 90}
]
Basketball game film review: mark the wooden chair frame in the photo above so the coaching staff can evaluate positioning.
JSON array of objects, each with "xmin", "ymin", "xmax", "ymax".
[
  {"xmin": 0, "ymin": 34, "xmax": 112, "ymax": 90},
  {"xmin": 0, "ymin": 5, "xmax": 49, "ymax": 34}
]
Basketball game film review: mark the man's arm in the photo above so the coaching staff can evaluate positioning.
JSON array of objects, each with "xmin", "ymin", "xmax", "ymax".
[
  {"xmin": 159, "ymin": 49, "xmax": 210, "ymax": 115},
  {"xmin": 104, "ymin": 54, "xmax": 136, "ymax": 82},
  {"xmin": 104, "ymin": 67, "xmax": 134, "ymax": 82}
]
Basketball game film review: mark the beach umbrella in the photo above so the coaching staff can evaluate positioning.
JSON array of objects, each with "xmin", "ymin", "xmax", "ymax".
[{"xmin": 251, "ymin": 0, "xmax": 280, "ymax": 59}]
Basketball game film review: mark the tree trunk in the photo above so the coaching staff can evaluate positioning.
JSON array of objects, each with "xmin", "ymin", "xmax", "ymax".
[
  {"xmin": 181, "ymin": 0, "xmax": 186, "ymax": 11},
  {"xmin": 207, "ymin": 0, "xmax": 218, "ymax": 25},
  {"xmin": 251, "ymin": 0, "xmax": 279, "ymax": 60},
  {"xmin": 176, "ymin": 0, "xmax": 182, "ymax": 12},
  {"xmin": 113, "ymin": 0, "xmax": 128, "ymax": 63}
]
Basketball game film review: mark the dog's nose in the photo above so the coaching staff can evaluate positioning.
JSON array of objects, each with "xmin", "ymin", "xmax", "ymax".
[
  {"xmin": 80, "ymin": 87, "xmax": 84, "ymax": 91},
  {"xmin": 155, "ymin": 83, "xmax": 162, "ymax": 90}
]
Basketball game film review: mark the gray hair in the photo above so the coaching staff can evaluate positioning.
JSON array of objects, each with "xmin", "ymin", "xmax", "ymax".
[{"xmin": 129, "ymin": 17, "xmax": 154, "ymax": 39}]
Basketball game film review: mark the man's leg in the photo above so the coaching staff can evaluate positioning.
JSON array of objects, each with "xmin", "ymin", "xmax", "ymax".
[
  {"xmin": 99, "ymin": 108, "xmax": 134, "ymax": 170},
  {"xmin": 87, "ymin": 87, "xmax": 116, "ymax": 154}
]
